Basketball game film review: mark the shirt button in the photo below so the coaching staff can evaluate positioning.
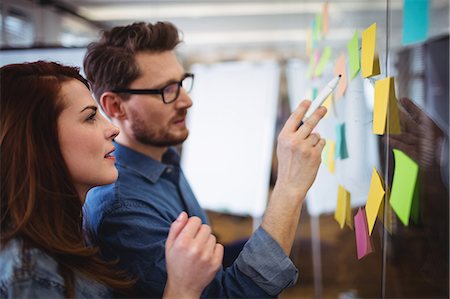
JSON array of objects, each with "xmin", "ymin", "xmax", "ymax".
[{"xmin": 166, "ymin": 167, "xmax": 173, "ymax": 173}]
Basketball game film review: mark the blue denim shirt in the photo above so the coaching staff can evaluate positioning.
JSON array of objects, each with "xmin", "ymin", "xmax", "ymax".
[
  {"xmin": 84, "ymin": 142, "xmax": 298, "ymax": 298},
  {"xmin": 0, "ymin": 238, "xmax": 110, "ymax": 299}
]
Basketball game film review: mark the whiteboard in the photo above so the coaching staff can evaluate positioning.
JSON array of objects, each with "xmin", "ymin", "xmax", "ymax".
[{"xmin": 181, "ymin": 61, "xmax": 280, "ymax": 217}]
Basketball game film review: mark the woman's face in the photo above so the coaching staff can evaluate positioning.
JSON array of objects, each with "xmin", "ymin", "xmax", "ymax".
[{"xmin": 57, "ymin": 79, "xmax": 120, "ymax": 200}]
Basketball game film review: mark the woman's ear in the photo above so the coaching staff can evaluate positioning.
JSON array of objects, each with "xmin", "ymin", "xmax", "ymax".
[{"xmin": 100, "ymin": 92, "xmax": 126, "ymax": 120}]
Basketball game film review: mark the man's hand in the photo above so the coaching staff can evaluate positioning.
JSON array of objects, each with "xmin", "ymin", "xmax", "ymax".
[{"xmin": 275, "ymin": 99, "xmax": 327, "ymax": 198}]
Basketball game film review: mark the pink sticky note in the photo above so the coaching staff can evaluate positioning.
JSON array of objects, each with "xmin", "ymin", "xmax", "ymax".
[{"xmin": 354, "ymin": 207, "xmax": 374, "ymax": 260}]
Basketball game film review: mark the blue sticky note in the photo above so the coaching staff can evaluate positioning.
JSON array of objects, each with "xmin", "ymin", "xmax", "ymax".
[
  {"xmin": 402, "ymin": 0, "xmax": 429, "ymax": 45},
  {"xmin": 335, "ymin": 123, "xmax": 349, "ymax": 159}
]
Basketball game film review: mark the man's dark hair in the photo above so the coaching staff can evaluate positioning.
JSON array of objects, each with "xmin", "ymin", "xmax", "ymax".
[{"xmin": 83, "ymin": 22, "xmax": 181, "ymax": 101}]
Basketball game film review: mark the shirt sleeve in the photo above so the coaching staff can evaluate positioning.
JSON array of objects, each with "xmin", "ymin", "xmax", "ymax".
[
  {"xmin": 95, "ymin": 199, "xmax": 298, "ymax": 298},
  {"xmin": 234, "ymin": 226, "xmax": 299, "ymax": 296}
]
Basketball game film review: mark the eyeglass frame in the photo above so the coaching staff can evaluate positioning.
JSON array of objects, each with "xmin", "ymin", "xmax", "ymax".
[{"xmin": 111, "ymin": 73, "xmax": 194, "ymax": 104}]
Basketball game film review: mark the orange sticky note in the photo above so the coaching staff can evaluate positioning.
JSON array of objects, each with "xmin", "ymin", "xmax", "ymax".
[
  {"xmin": 355, "ymin": 207, "xmax": 374, "ymax": 260},
  {"xmin": 334, "ymin": 54, "xmax": 348, "ymax": 100},
  {"xmin": 362, "ymin": 23, "xmax": 381, "ymax": 78},
  {"xmin": 322, "ymin": 2, "xmax": 329, "ymax": 36},
  {"xmin": 373, "ymin": 77, "xmax": 401, "ymax": 135},
  {"xmin": 365, "ymin": 168, "xmax": 385, "ymax": 235}
]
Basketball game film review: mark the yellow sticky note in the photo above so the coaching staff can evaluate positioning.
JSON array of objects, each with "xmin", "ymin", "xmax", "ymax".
[
  {"xmin": 365, "ymin": 168, "xmax": 385, "ymax": 235},
  {"xmin": 362, "ymin": 23, "xmax": 381, "ymax": 78},
  {"xmin": 328, "ymin": 140, "xmax": 335, "ymax": 173},
  {"xmin": 322, "ymin": 93, "xmax": 333, "ymax": 118},
  {"xmin": 335, "ymin": 185, "xmax": 353, "ymax": 229},
  {"xmin": 378, "ymin": 197, "xmax": 394, "ymax": 234},
  {"xmin": 373, "ymin": 77, "xmax": 401, "ymax": 135},
  {"xmin": 306, "ymin": 28, "xmax": 312, "ymax": 56}
]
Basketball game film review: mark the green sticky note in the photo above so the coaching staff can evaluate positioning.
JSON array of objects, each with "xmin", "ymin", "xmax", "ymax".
[
  {"xmin": 390, "ymin": 149, "xmax": 419, "ymax": 226},
  {"xmin": 314, "ymin": 46, "xmax": 332, "ymax": 77},
  {"xmin": 335, "ymin": 123, "xmax": 349, "ymax": 159},
  {"xmin": 314, "ymin": 13, "xmax": 322, "ymax": 41},
  {"xmin": 347, "ymin": 31, "xmax": 360, "ymax": 80},
  {"xmin": 312, "ymin": 87, "xmax": 318, "ymax": 101}
]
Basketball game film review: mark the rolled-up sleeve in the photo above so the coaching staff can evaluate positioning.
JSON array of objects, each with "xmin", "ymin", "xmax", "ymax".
[{"xmin": 235, "ymin": 226, "xmax": 299, "ymax": 296}]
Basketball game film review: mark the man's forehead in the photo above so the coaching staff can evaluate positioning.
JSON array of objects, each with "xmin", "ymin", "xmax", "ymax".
[{"xmin": 131, "ymin": 51, "xmax": 185, "ymax": 86}]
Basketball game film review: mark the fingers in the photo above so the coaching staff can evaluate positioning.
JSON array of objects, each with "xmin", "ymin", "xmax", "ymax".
[
  {"xmin": 298, "ymin": 106, "xmax": 327, "ymax": 139},
  {"xmin": 166, "ymin": 212, "xmax": 188, "ymax": 249},
  {"xmin": 212, "ymin": 243, "xmax": 224, "ymax": 266},
  {"xmin": 177, "ymin": 216, "xmax": 202, "ymax": 240},
  {"xmin": 306, "ymin": 133, "xmax": 321, "ymax": 147},
  {"xmin": 280, "ymin": 100, "xmax": 311, "ymax": 134}
]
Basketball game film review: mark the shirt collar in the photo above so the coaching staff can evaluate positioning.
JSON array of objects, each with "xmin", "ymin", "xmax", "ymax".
[{"xmin": 113, "ymin": 141, "xmax": 180, "ymax": 183}]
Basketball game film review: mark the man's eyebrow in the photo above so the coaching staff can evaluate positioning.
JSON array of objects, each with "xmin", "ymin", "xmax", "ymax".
[
  {"xmin": 155, "ymin": 73, "xmax": 188, "ymax": 88},
  {"xmin": 80, "ymin": 105, "xmax": 97, "ymax": 113}
]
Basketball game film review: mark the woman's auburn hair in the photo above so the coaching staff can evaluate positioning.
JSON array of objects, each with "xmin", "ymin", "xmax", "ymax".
[{"xmin": 0, "ymin": 61, "xmax": 134, "ymax": 297}]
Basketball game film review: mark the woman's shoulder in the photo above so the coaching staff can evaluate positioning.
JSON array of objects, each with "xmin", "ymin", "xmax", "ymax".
[
  {"xmin": 0, "ymin": 238, "xmax": 111, "ymax": 298},
  {"xmin": 0, "ymin": 238, "xmax": 66, "ymax": 297}
]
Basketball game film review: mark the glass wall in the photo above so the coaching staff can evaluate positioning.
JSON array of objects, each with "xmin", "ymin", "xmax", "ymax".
[{"xmin": 285, "ymin": 1, "xmax": 448, "ymax": 298}]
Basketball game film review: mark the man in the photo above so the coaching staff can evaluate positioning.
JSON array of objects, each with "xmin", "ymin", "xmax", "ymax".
[{"xmin": 83, "ymin": 21, "xmax": 326, "ymax": 298}]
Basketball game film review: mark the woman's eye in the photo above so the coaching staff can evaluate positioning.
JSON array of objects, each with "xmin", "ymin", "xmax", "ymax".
[{"xmin": 87, "ymin": 112, "xmax": 97, "ymax": 122}]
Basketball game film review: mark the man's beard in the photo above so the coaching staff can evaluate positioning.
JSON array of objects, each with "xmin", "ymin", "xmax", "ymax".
[{"xmin": 131, "ymin": 118, "xmax": 189, "ymax": 147}]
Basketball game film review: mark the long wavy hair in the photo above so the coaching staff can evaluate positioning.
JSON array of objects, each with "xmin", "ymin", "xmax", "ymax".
[{"xmin": 0, "ymin": 61, "xmax": 134, "ymax": 297}]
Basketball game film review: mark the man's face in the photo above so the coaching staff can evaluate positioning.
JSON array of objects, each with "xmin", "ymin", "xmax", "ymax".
[{"xmin": 122, "ymin": 51, "xmax": 193, "ymax": 147}]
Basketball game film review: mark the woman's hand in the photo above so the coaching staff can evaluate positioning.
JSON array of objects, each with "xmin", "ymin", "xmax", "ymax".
[{"xmin": 163, "ymin": 212, "xmax": 223, "ymax": 299}]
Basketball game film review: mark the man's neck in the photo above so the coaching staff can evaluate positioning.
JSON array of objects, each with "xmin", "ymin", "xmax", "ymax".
[{"xmin": 115, "ymin": 134, "xmax": 167, "ymax": 162}]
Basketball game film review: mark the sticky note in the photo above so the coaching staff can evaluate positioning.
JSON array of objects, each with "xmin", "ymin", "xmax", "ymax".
[
  {"xmin": 335, "ymin": 123, "xmax": 349, "ymax": 159},
  {"xmin": 334, "ymin": 185, "xmax": 353, "ymax": 229},
  {"xmin": 306, "ymin": 28, "xmax": 312, "ymax": 55},
  {"xmin": 322, "ymin": 2, "xmax": 329, "ymax": 36},
  {"xmin": 365, "ymin": 168, "xmax": 385, "ymax": 235},
  {"xmin": 314, "ymin": 13, "xmax": 323, "ymax": 41},
  {"xmin": 322, "ymin": 141, "xmax": 329, "ymax": 165},
  {"xmin": 355, "ymin": 207, "xmax": 374, "ymax": 260},
  {"xmin": 306, "ymin": 53, "xmax": 316, "ymax": 79},
  {"xmin": 410, "ymin": 180, "xmax": 420, "ymax": 224},
  {"xmin": 390, "ymin": 149, "xmax": 419, "ymax": 226},
  {"xmin": 347, "ymin": 31, "xmax": 360, "ymax": 80},
  {"xmin": 314, "ymin": 46, "xmax": 332, "ymax": 77},
  {"xmin": 373, "ymin": 77, "xmax": 401, "ymax": 135},
  {"xmin": 362, "ymin": 23, "xmax": 381, "ymax": 78},
  {"xmin": 403, "ymin": 0, "xmax": 429, "ymax": 45},
  {"xmin": 322, "ymin": 93, "xmax": 333, "ymax": 118},
  {"xmin": 328, "ymin": 140, "xmax": 335, "ymax": 173},
  {"xmin": 334, "ymin": 54, "xmax": 348, "ymax": 100},
  {"xmin": 377, "ymin": 198, "xmax": 394, "ymax": 234}
]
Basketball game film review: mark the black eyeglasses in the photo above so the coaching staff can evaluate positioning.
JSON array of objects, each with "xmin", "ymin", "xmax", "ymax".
[{"xmin": 112, "ymin": 73, "xmax": 194, "ymax": 104}]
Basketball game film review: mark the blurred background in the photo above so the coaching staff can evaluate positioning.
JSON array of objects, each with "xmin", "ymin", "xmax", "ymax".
[{"xmin": 1, "ymin": 0, "xmax": 449, "ymax": 298}]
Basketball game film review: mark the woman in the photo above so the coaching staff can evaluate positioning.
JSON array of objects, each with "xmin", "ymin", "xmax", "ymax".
[{"xmin": 0, "ymin": 61, "xmax": 223, "ymax": 298}]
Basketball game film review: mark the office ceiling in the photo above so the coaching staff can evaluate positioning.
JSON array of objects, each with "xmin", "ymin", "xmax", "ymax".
[{"xmin": 28, "ymin": 0, "xmax": 450, "ymax": 59}]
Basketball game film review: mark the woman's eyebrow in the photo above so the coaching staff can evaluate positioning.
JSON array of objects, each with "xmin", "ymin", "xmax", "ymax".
[{"xmin": 80, "ymin": 105, "xmax": 97, "ymax": 113}]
